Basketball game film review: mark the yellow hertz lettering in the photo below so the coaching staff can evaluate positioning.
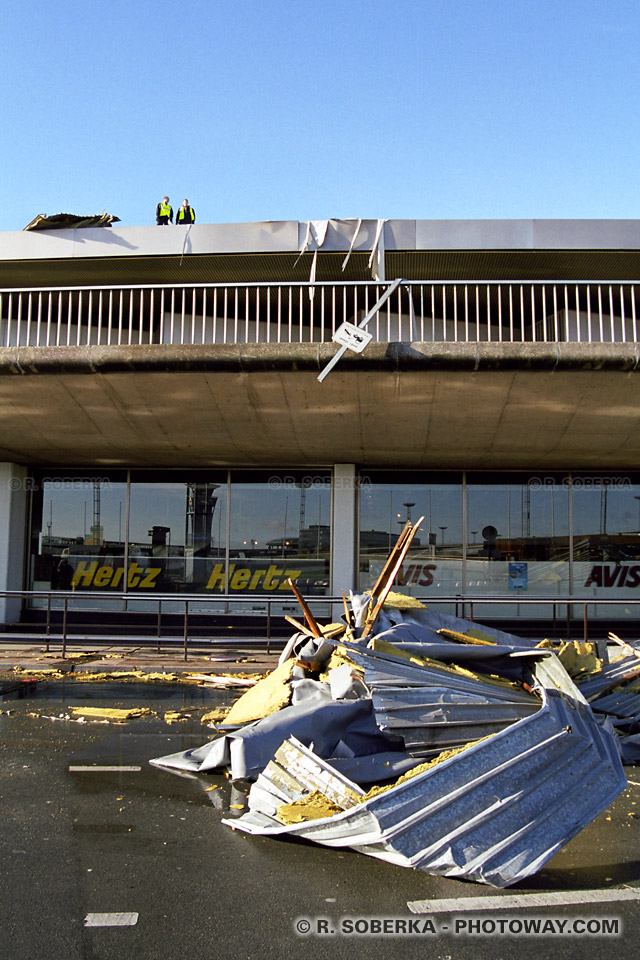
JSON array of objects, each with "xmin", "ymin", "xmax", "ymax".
[
  {"xmin": 71, "ymin": 561, "xmax": 161, "ymax": 589},
  {"xmin": 205, "ymin": 563, "xmax": 303, "ymax": 592}
]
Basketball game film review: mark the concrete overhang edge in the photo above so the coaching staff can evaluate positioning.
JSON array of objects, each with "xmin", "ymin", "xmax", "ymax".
[{"xmin": 0, "ymin": 342, "xmax": 639, "ymax": 376}]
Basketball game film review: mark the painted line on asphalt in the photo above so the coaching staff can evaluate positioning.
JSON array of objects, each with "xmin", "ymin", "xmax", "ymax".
[
  {"xmin": 84, "ymin": 912, "xmax": 139, "ymax": 927},
  {"xmin": 407, "ymin": 888, "xmax": 640, "ymax": 914},
  {"xmin": 69, "ymin": 765, "xmax": 142, "ymax": 772}
]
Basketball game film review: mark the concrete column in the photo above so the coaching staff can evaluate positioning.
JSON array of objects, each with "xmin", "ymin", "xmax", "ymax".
[
  {"xmin": 331, "ymin": 463, "xmax": 357, "ymax": 598},
  {"xmin": 0, "ymin": 463, "xmax": 28, "ymax": 624}
]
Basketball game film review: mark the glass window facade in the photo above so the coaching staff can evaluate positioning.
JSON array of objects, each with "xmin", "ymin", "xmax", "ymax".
[
  {"xmin": 27, "ymin": 468, "xmax": 640, "ymax": 624},
  {"xmin": 29, "ymin": 470, "xmax": 331, "ymax": 615},
  {"xmin": 359, "ymin": 472, "xmax": 463, "ymax": 612},
  {"xmin": 359, "ymin": 471, "xmax": 640, "ymax": 622}
]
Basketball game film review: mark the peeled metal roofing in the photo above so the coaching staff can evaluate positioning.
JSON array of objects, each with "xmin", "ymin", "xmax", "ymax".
[
  {"xmin": 340, "ymin": 640, "xmax": 539, "ymax": 756},
  {"xmin": 224, "ymin": 654, "xmax": 626, "ymax": 888},
  {"xmin": 24, "ymin": 211, "xmax": 120, "ymax": 231}
]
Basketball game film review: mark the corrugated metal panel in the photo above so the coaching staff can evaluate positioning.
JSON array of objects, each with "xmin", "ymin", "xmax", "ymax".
[
  {"xmin": 224, "ymin": 655, "xmax": 626, "ymax": 888},
  {"xmin": 385, "ymin": 249, "xmax": 640, "ymax": 282},
  {"xmin": 3, "ymin": 248, "xmax": 640, "ymax": 290},
  {"xmin": 577, "ymin": 655, "xmax": 640, "ymax": 700},
  {"xmin": 336, "ymin": 641, "xmax": 539, "ymax": 756}
]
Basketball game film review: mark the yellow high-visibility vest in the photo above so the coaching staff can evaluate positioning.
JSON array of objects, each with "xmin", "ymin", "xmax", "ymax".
[{"xmin": 159, "ymin": 202, "xmax": 172, "ymax": 217}]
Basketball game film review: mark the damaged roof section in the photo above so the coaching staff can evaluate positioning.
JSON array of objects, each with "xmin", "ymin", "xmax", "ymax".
[
  {"xmin": 151, "ymin": 519, "xmax": 628, "ymax": 888},
  {"xmin": 217, "ymin": 640, "xmax": 624, "ymax": 888},
  {"xmin": 24, "ymin": 211, "xmax": 120, "ymax": 231}
]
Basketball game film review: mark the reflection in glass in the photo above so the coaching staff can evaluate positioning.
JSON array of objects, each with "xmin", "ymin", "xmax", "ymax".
[
  {"xmin": 228, "ymin": 476, "xmax": 331, "ymax": 597},
  {"xmin": 359, "ymin": 473, "xmax": 463, "ymax": 602}
]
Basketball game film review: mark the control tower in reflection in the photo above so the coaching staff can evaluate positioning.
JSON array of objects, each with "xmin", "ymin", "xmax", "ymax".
[{"xmin": 185, "ymin": 482, "xmax": 220, "ymax": 577}]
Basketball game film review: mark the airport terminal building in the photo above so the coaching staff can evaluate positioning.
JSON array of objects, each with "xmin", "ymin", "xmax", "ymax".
[{"xmin": 1, "ymin": 217, "xmax": 640, "ymax": 634}]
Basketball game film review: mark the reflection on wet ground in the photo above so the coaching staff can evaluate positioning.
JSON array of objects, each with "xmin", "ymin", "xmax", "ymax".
[{"xmin": 1, "ymin": 681, "xmax": 251, "ymax": 815}]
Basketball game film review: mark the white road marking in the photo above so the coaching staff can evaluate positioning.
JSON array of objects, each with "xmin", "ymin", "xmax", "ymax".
[
  {"xmin": 407, "ymin": 888, "xmax": 640, "ymax": 914},
  {"xmin": 69, "ymin": 765, "xmax": 142, "ymax": 772},
  {"xmin": 84, "ymin": 912, "xmax": 139, "ymax": 927}
]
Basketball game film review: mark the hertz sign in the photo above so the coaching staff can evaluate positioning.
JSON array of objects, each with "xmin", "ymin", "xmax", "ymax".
[{"xmin": 70, "ymin": 559, "xmax": 310, "ymax": 591}]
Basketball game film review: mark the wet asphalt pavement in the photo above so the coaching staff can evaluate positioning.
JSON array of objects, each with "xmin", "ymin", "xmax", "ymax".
[{"xmin": 2, "ymin": 678, "xmax": 640, "ymax": 960}]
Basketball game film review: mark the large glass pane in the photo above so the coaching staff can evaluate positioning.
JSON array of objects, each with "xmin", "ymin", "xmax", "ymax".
[
  {"xmin": 127, "ymin": 475, "xmax": 227, "ymax": 612},
  {"xmin": 30, "ymin": 472, "xmax": 128, "ymax": 611},
  {"xmin": 466, "ymin": 474, "xmax": 570, "ymax": 621},
  {"xmin": 572, "ymin": 473, "xmax": 640, "ymax": 621},
  {"xmin": 226, "ymin": 471, "xmax": 331, "ymax": 615},
  {"xmin": 359, "ymin": 472, "xmax": 463, "ymax": 611}
]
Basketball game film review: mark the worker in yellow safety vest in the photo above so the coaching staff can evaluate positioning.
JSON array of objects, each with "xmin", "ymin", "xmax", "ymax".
[
  {"xmin": 176, "ymin": 199, "xmax": 196, "ymax": 225},
  {"xmin": 156, "ymin": 196, "xmax": 173, "ymax": 225}
]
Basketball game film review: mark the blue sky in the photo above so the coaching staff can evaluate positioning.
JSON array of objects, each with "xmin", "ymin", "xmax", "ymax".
[{"xmin": 3, "ymin": 0, "xmax": 639, "ymax": 231}]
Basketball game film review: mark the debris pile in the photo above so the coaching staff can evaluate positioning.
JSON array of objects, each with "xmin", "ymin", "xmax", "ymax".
[{"xmin": 151, "ymin": 519, "xmax": 628, "ymax": 888}]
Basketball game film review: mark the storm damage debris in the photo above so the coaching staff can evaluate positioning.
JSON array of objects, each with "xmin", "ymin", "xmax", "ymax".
[
  {"xmin": 70, "ymin": 706, "xmax": 150, "ymax": 722},
  {"xmin": 151, "ymin": 519, "xmax": 628, "ymax": 888},
  {"xmin": 24, "ymin": 211, "xmax": 120, "ymax": 230}
]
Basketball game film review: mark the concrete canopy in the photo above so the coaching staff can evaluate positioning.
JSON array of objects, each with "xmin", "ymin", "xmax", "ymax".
[{"xmin": 0, "ymin": 342, "xmax": 639, "ymax": 470}]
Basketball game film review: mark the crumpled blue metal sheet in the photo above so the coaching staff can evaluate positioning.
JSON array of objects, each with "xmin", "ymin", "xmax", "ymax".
[
  {"xmin": 341, "ymin": 638, "xmax": 540, "ymax": 755},
  {"xmin": 224, "ymin": 655, "xmax": 626, "ymax": 888}
]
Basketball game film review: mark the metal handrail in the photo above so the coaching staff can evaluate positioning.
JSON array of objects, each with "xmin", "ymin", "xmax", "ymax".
[
  {"xmin": 1, "ymin": 279, "xmax": 638, "ymax": 347},
  {"xmin": 2, "ymin": 589, "xmax": 639, "ymax": 660}
]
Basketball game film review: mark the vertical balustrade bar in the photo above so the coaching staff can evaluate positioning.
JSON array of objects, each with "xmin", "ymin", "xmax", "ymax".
[
  {"xmin": 201, "ymin": 287, "xmax": 207, "ymax": 344},
  {"xmin": 598, "ymin": 285, "xmax": 604, "ymax": 341},
  {"xmin": 453, "ymin": 285, "xmax": 458, "ymax": 341},
  {"xmin": 148, "ymin": 289, "xmax": 154, "ymax": 344},
  {"xmin": 251, "ymin": 286, "xmax": 255, "ymax": 343},
  {"xmin": 107, "ymin": 290, "xmax": 113, "ymax": 345},
  {"xmin": 276, "ymin": 287, "xmax": 282, "ymax": 342},
  {"xmin": 442, "ymin": 285, "xmax": 446, "ymax": 340},
  {"xmin": 266, "ymin": 286, "xmax": 271, "ymax": 343},
  {"xmin": 509, "ymin": 285, "xmax": 514, "ymax": 341},
  {"xmin": 530, "ymin": 285, "xmax": 536, "ymax": 341},
  {"xmin": 97, "ymin": 290, "xmax": 103, "ymax": 344},
  {"xmin": 608, "ymin": 285, "xmax": 615, "ymax": 342},
  {"xmin": 118, "ymin": 289, "xmax": 124, "ymax": 344},
  {"xmin": 464, "ymin": 285, "xmax": 469, "ymax": 341},
  {"xmin": 45, "ymin": 290, "xmax": 53, "ymax": 347},
  {"xmin": 159, "ymin": 289, "xmax": 165, "ymax": 345},
  {"xmin": 298, "ymin": 286, "xmax": 303, "ymax": 342},
  {"xmin": 486, "ymin": 284, "xmax": 491, "ymax": 341},
  {"xmin": 138, "ymin": 289, "xmax": 144, "ymax": 345}
]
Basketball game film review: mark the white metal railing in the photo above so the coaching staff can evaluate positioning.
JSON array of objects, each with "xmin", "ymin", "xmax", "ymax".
[{"xmin": 0, "ymin": 280, "xmax": 639, "ymax": 347}]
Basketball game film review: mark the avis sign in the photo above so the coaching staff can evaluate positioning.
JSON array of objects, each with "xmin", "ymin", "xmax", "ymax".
[{"xmin": 584, "ymin": 564, "xmax": 640, "ymax": 589}]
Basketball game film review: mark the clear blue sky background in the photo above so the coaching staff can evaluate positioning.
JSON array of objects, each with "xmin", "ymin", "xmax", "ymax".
[{"xmin": 3, "ymin": 0, "xmax": 639, "ymax": 231}]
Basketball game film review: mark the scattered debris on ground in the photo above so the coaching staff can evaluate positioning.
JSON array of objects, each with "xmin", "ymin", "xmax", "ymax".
[
  {"xmin": 151, "ymin": 518, "xmax": 629, "ymax": 888},
  {"xmin": 70, "ymin": 706, "xmax": 150, "ymax": 722}
]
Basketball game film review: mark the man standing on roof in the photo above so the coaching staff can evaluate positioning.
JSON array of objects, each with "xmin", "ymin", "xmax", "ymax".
[
  {"xmin": 176, "ymin": 199, "xmax": 196, "ymax": 225},
  {"xmin": 156, "ymin": 196, "xmax": 173, "ymax": 225}
]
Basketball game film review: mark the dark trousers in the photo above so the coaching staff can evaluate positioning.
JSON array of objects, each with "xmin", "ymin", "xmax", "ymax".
[{"xmin": 157, "ymin": 216, "xmax": 170, "ymax": 225}]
